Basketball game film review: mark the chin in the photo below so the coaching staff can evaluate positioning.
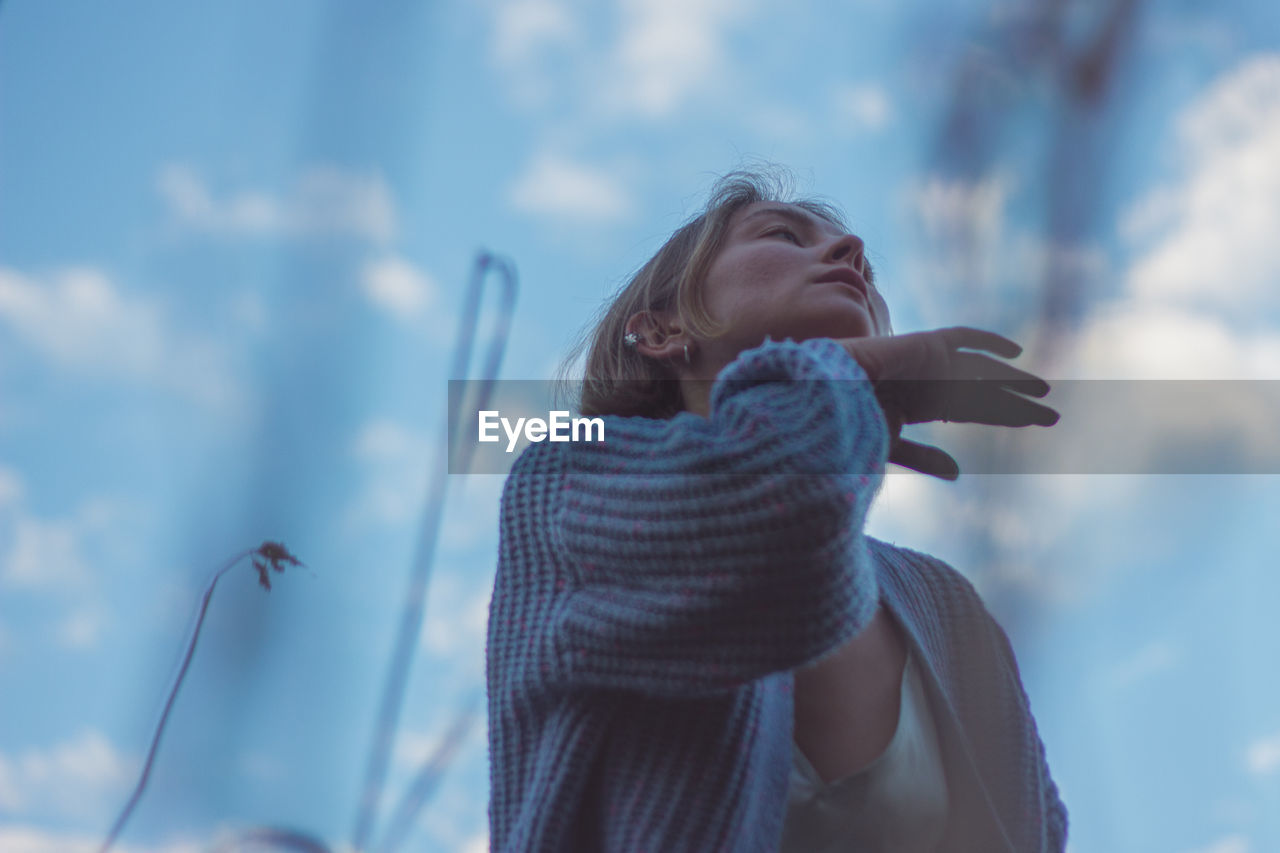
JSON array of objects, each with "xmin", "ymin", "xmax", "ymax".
[
  {"xmin": 749, "ymin": 309, "xmax": 875, "ymax": 348},
  {"xmin": 808, "ymin": 312, "xmax": 877, "ymax": 341},
  {"xmin": 807, "ymin": 298, "xmax": 877, "ymax": 339}
]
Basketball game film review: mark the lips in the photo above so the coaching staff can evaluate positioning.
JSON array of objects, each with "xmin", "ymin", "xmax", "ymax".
[{"xmin": 813, "ymin": 267, "xmax": 869, "ymax": 301}]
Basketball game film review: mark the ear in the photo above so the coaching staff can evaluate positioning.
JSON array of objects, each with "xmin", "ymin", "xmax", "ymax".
[{"xmin": 624, "ymin": 310, "xmax": 691, "ymax": 363}]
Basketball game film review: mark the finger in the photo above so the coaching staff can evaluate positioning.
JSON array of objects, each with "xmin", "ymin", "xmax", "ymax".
[
  {"xmin": 951, "ymin": 352, "xmax": 1051, "ymax": 397},
  {"xmin": 879, "ymin": 402, "xmax": 905, "ymax": 442},
  {"xmin": 944, "ymin": 383, "xmax": 1060, "ymax": 427},
  {"xmin": 889, "ymin": 438, "xmax": 960, "ymax": 481},
  {"xmin": 941, "ymin": 326, "xmax": 1023, "ymax": 359}
]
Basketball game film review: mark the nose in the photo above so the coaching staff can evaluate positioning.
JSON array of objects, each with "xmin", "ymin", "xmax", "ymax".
[{"xmin": 824, "ymin": 233, "xmax": 867, "ymax": 276}]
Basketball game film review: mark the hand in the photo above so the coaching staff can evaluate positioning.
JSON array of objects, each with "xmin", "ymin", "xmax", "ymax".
[{"xmin": 838, "ymin": 327, "xmax": 1059, "ymax": 480}]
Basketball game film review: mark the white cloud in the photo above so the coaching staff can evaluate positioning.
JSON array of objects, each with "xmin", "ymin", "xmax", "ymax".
[
  {"xmin": 485, "ymin": 0, "xmax": 751, "ymax": 120},
  {"xmin": 344, "ymin": 473, "xmax": 427, "ymax": 530},
  {"xmin": 356, "ymin": 419, "xmax": 428, "ymax": 463},
  {"xmin": 902, "ymin": 171, "xmax": 1012, "ymax": 244},
  {"xmin": 1012, "ymin": 54, "xmax": 1280, "ymax": 531},
  {"xmin": 412, "ymin": 763, "xmax": 489, "ymax": 852},
  {"xmin": 0, "ymin": 266, "xmax": 158, "ymax": 371},
  {"xmin": 874, "ymin": 59, "xmax": 1280, "ymax": 612},
  {"xmin": 1, "ymin": 491, "xmax": 147, "ymax": 653},
  {"xmin": 0, "ymin": 730, "xmax": 138, "ymax": 821},
  {"xmin": 1066, "ymin": 299, "xmax": 1280, "ymax": 379},
  {"xmin": 0, "ymin": 826, "xmax": 200, "ymax": 853},
  {"xmin": 868, "ymin": 471, "xmax": 1147, "ymax": 605},
  {"xmin": 607, "ymin": 0, "xmax": 749, "ymax": 119},
  {"xmin": 393, "ymin": 727, "xmax": 448, "ymax": 769},
  {"xmin": 345, "ymin": 420, "xmax": 432, "ymax": 530},
  {"xmin": 354, "ymin": 419, "xmax": 429, "ymax": 462},
  {"xmin": 460, "ymin": 831, "xmax": 490, "ymax": 853},
  {"xmin": 486, "ymin": 0, "xmax": 580, "ymax": 108},
  {"xmin": 491, "ymin": 0, "xmax": 579, "ymax": 67},
  {"xmin": 1063, "ymin": 55, "xmax": 1280, "ymax": 385},
  {"xmin": 1179, "ymin": 836, "xmax": 1252, "ymax": 853},
  {"xmin": 0, "ymin": 467, "xmax": 24, "ymax": 507},
  {"xmin": 895, "ymin": 58, "xmax": 1280, "ymax": 485},
  {"xmin": 157, "ymin": 163, "xmax": 396, "ymax": 245},
  {"xmin": 387, "ymin": 714, "xmax": 487, "ymax": 852},
  {"xmin": 896, "ymin": 172, "xmax": 1059, "ymax": 328},
  {"xmin": 421, "ymin": 568, "xmax": 493, "ymax": 658},
  {"xmin": 1, "ymin": 490, "xmax": 140, "ymax": 596},
  {"xmin": 488, "ymin": 0, "xmax": 581, "ymax": 72},
  {"xmin": 2, "ymin": 512, "xmax": 91, "ymax": 590},
  {"xmin": 1100, "ymin": 639, "xmax": 1179, "ymax": 690},
  {"xmin": 833, "ymin": 83, "xmax": 893, "ymax": 132},
  {"xmin": 1245, "ymin": 730, "xmax": 1280, "ymax": 776},
  {"xmin": 346, "ymin": 417, "xmax": 506, "ymax": 544},
  {"xmin": 55, "ymin": 606, "xmax": 107, "ymax": 650},
  {"xmin": 898, "ymin": 171, "xmax": 1111, "ymax": 328},
  {"xmin": 440, "ymin": 475, "xmax": 507, "ymax": 551},
  {"xmin": 0, "ymin": 751, "xmax": 20, "ymax": 810},
  {"xmin": 508, "ymin": 151, "xmax": 635, "ymax": 222},
  {"xmin": 1121, "ymin": 55, "xmax": 1280, "ymax": 322},
  {"xmin": 361, "ymin": 255, "xmax": 438, "ymax": 319},
  {"xmin": 0, "ymin": 266, "xmax": 247, "ymax": 414}
]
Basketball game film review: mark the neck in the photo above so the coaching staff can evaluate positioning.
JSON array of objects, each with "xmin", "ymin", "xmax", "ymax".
[{"xmin": 677, "ymin": 369, "xmax": 724, "ymax": 419}]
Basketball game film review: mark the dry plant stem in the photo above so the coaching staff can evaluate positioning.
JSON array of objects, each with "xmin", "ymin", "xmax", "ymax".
[
  {"xmin": 375, "ymin": 690, "xmax": 482, "ymax": 853},
  {"xmin": 351, "ymin": 252, "xmax": 515, "ymax": 853},
  {"xmin": 99, "ymin": 542, "xmax": 302, "ymax": 853},
  {"xmin": 208, "ymin": 826, "xmax": 334, "ymax": 852}
]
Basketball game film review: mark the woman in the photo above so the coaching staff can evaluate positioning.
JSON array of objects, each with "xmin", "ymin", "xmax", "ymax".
[{"xmin": 486, "ymin": 167, "xmax": 1068, "ymax": 851}]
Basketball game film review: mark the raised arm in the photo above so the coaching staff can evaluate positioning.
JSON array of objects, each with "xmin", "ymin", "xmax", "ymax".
[{"xmin": 535, "ymin": 336, "xmax": 890, "ymax": 698}]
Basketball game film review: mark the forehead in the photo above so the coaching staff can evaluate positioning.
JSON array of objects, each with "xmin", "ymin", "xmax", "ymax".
[{"xmin": 731, "ymin": 202, "xmax": 846, "ymax": 238}]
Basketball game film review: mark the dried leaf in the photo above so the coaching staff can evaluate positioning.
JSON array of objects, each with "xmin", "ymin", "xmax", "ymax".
[
  {"xmin": 253, "ymin": 558, "xmax": 271, "ymax": 591},
  {"xmin": 257, "ymin": 541, "xmax": 304, "ymax": 573}
]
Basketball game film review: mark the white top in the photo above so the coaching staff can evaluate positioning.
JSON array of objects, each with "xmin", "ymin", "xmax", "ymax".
[{"xmin": 780, "ymin": 648, "xmax": 949, "ymax": 852}]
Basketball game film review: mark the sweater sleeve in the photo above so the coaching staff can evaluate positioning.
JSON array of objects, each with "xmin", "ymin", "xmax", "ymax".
[
  {"xmin": 548, "ymin": 336, "xmax": 890, "ymax": 698},
  {"xmin": 1045, "ymin": 764, "xmax": 1069, "ymax": 852}
]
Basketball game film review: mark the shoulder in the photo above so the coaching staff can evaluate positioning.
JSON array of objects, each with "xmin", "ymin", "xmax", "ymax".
[
  {"xmin": 508, "ymin": 434, "xmax": 567, "ymax": 474},
  {"xmin": 498, "ymin": 441, "xmax": 567, "ymax": 537},
  {"xmin": 866, "ymin": 537, "xmax": 1033, "ymax": 711},
  {"xmin": 866, "ymin": 535, "xmax": 984, "ymax": 602},
  {"xmin": 865, "ymin": 535, "xmax": 1009, "ymax": 652}
]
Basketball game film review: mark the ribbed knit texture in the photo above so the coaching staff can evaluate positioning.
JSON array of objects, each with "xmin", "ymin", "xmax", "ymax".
[{"xmin": 485, "ymin": 337, "xmax": 1068, "ymax": 852}]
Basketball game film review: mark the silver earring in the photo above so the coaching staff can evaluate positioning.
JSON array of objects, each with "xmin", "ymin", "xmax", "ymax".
[
  {"xmin": 623, "ymin": 332, "xmax": 639, "ymax": 347},
  {"xmin": 684, "ymin": 344, "xmax": 691, "ymax": 365}
]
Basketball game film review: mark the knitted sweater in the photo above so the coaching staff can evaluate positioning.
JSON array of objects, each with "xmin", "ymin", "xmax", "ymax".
[{"xmin": 486, "ymin": 337, "xmax": 1068, "ymax": 852}]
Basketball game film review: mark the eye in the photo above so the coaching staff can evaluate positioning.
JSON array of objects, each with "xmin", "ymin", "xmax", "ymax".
[{"xmin": 766, "ymin": 227, "xmax": 801, "ymax": 244}]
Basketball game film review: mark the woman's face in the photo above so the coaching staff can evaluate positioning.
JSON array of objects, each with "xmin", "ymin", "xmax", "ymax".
[{"xmin": 692, "ymin": 201, "xmax": 892, "ymax": 375}]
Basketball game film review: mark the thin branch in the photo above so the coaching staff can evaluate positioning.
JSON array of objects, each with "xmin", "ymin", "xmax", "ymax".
[
  {"xmin": 375, "ymin": 690, "xmax": 482, "ymax": 853},
  {"xmin": 99, "ymin": 541, "xmax": 304, "ymax": 853}
]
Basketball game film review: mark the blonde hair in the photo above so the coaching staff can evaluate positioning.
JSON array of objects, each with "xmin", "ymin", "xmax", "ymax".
[{"xmin": 562, "ymin": 165, "xmax": 875, "ymax": 419}]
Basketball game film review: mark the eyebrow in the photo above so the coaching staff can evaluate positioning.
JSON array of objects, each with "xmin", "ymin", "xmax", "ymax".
[
  {"xmin": 738, "ymin": 205, "xmax": 829, "ymax": 234},
  {"xmin": 738, "ymin": 205, "xmax": 877, "ymax": 285}
]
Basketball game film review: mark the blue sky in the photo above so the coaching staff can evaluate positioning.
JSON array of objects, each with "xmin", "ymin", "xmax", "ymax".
[{"xmin": 2, "ymin": 1, "xmax": 1279, "ymax": 851}]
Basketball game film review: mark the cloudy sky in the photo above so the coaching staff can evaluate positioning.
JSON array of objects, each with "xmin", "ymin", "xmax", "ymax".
[{"xmin": 2, "ymin": 0, "xmax": 1278, "ymax": 851}]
